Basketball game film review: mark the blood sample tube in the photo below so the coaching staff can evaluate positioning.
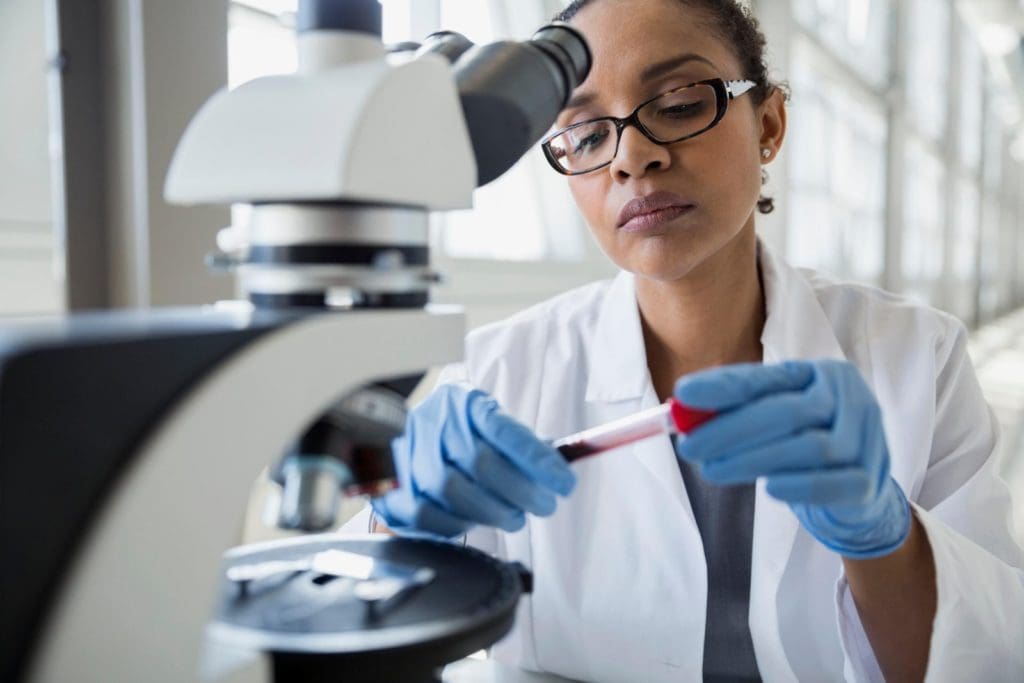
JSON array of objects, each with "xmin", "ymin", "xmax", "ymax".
[{"xmin": 553, "ymin": 398, "xmax": 716, "ymax": 463}]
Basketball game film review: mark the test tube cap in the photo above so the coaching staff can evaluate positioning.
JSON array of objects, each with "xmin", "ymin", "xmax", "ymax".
[{"xmin": 668, "ymin": 398, "xmax": 716, "ymax": 434}]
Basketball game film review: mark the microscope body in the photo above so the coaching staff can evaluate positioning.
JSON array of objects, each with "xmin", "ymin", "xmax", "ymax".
[
  {"xmin": 5, "ymin": 307, "xmax": 463, "ymax": 683},
  {"xmin": 1, "ymin": 1, "xmax": 591, "ymax": 681}
]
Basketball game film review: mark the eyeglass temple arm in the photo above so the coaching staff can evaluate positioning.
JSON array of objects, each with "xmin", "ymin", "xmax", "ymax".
[{"xmin": 726, "ymin": 80, "xmax": 756, "ymax": 99}]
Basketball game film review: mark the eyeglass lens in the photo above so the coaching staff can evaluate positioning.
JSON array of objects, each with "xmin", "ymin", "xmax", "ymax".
[{"xmin": 547, "ymin": 83, "xmax": 719, "ymax": 174}]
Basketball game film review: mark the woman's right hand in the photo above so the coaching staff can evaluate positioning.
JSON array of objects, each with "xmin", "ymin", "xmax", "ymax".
[{"xmin": 371, "ymin": 384, "xmax": 577, "ymax": 538}]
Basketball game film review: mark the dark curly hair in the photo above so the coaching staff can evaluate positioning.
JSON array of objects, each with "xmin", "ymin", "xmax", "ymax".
[{"xmin": 554, "ymin": 0, "xmax": 785, "ymax": 214}]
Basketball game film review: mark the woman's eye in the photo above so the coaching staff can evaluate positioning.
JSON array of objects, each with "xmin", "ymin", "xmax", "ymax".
[
  {"xmin": 657, "ymin": 102, "xmax": 704, "ymax": 119},
  {"xmin": 572, "ymin": 129, "xmax": 611, "ymax": 155}
]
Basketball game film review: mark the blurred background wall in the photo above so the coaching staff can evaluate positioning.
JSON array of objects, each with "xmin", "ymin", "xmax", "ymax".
[{"xmin": 0, "ymin": 0, "xmax": 61, "ymax": 314}]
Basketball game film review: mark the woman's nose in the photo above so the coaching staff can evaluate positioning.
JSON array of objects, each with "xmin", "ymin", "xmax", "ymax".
[{"xmin": 608, "ymin": 125, "xmax": 672, "ymax": 179}]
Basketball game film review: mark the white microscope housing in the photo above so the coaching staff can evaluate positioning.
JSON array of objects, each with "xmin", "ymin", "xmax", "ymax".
[{"xmin": 164, "ymin": 27, "xmax": 477, "ymax": 209}]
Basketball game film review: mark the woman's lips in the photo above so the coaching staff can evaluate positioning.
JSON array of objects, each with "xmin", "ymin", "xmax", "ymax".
[
  {"xmin": 619, "ymin": 204, "xmax": 696, "ymax": 232},
  {"xmin": 617, "ymin": 191, "xmax": 697, "ymax": 232}
]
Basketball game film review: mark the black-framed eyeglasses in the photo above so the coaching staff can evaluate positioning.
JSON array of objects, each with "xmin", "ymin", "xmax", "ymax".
[{"xmin": 541, "ymin": 78, "xmax": 757, "ymax": 176}]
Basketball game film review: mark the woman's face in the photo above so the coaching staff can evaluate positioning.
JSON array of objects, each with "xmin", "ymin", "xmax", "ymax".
[{"xmin": 560, "ymin": 0, "xmax": 783, "ymax": 282}]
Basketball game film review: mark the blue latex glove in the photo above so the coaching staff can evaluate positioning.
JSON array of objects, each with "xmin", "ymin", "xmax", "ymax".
[
  {"xmin": 372, "ymin": 384, "xmax": 576, "ymax": 539},
  {"xmin": 674, "ymin": 360, "xmax": 911, "ymax": 559}
]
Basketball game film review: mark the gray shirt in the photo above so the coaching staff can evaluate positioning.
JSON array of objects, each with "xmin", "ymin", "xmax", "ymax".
[{"xmin": 675, "ymin": 437, "xmax": 761, "ymax": 682}]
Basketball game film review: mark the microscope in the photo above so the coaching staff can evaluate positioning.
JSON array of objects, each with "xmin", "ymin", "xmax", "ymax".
[{"xmin": 0, "ymin": 1, "xmax": 590, "ymax": 681}]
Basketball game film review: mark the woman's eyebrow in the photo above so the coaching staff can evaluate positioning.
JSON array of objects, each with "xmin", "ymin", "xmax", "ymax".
[
  {"xmin": 563, "ymin": 53, "xmax": 718, "ymax": 111},
  {"xmin": 640, "ymin": 52, "xmax": 717, "ymax": 83}
]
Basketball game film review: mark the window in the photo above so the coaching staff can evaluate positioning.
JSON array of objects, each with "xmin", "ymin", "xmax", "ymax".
[
  {"xmin": 978, "ymin": 95, "xmax": 1006, "ymax": 322},
  {"xmin": 1018, "ymin": 173, "xmax": 1024, "ymax": 305},
  {"xmin": 792, "ymin": 0, "xmax": 892, "ymax": 90},
  {"xmin": 439, "ymin": 161, "xmax": 553, "ymax": 261},
  {"xmin": 948, "ymin": 19, "xmax": 985, "ymax": 324},
  {"xmin": 901, "ymin": 140, "xmax": 946, "ymax": 303},
  {"xmin": 978, "ymin": 199, "xmax": 1002, "ymax": 322},
  {"xmin": 440, "ymin": 0, "xmax": 495, "ymax": 43},
  {"xmin": 997, "ymin": 171, "xmax": 1020, "ymax": 314},
  {"xmin": 957, "ymin": 25, "xmax": 984, "ymax": 172},
  {"xmin": 778, "ymin": 0, "xmax": 1024, "ymax": 318},
  {"xmin": 786, "ymin": 39, "xmax": 887, "ymax": 284},
  {"xmin": 983, "ymin": 80, "xmax": 1005, "ymax": 193},
  {"xmin": 948, "ymin": 176, "xmax": 979, "ymax": 323},
  {"xmin": 905, "ymin": 0, "xmax": 951, "ymax": 143},
  {"xmin": 0, "ymin": 0, "xmax": 61, "ymax": 314}
]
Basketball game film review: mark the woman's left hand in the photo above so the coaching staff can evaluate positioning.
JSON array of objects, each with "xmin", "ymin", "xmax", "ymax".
[{"xmin": 673, "ymin": 360, "xmax": 911, "ymax": 559}]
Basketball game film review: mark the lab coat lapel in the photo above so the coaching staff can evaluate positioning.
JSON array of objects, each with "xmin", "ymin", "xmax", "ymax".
[
  {"xmin": 750, "ymin": 242, "xmax": 848, "ymax": 681},
  {"xmin": 583, "ymin": 272, "xmax": 694, "ymax": 515},
  {"xmin": 584, "ymin": 270, "xmax": 649, "ymax": 404}
]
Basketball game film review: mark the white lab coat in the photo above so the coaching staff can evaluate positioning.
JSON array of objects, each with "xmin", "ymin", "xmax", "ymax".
[{"xmin": 347, "ymin": 242, "xmax": 1024, "ymax": 682}]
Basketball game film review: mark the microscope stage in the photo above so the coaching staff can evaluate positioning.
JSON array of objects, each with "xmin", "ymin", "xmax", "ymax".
[{"xmin": 209, "ymin": 535, "xmax": 528, "ymax": 683}]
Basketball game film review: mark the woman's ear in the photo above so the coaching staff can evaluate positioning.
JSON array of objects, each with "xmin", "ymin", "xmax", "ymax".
[{"xmin": 757, "ymin": 88, "xmax": 787, "ymax": 163}]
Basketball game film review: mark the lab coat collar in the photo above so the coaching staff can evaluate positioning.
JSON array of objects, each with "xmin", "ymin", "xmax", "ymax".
[
  {"xmin": 584, "ymin": 239, "xmax": 847, "ymax": 404},
  {"xmin": 757, "ymin": 240, "xmax": 847, "ymax": 365},
  {"xmin": 584, "ymin": 270, "xmax": 649, "ymax": 403}
]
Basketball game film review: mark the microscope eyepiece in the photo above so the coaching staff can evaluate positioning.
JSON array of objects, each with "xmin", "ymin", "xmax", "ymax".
[
  {"xmin": 453, "ymin": 22, "xmax": 592, "ymax": 186},
  {"xmin": 529, "ymin": 23, "xmax": 592, "ymax": 105},
  {"xmin": 417, "ymin": 31, "xmax": 475, "ymax": 64}
]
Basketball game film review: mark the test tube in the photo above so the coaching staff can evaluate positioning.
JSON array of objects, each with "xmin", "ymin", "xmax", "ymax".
[{"xmin": 553, "ymin": 398, "xmax": 716, "ymax": 463}]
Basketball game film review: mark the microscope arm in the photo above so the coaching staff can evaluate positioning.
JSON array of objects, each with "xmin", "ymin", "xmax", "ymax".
[{"xmin": 20, "ymin": 308, "xmax": 464, "ymax": 683}]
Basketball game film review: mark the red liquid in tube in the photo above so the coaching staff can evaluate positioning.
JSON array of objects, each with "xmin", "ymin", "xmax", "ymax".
[{"xmin": 553, "ymin": 398, "xmax": 716, "ymax": 463}]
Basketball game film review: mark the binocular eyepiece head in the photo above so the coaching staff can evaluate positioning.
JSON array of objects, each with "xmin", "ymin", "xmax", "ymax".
[{"xmin": 421, "ymin": 22, "xmax": 592, "ymax": 186}]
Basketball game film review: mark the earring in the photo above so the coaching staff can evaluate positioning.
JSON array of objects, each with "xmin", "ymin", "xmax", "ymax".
[
  {"xmin": 761, "ymin": 148, "xmax": 771, "ymax": 159},
  {"xmin": 761, "ymin": 168, "xmax": 769, "ymax": 186}
]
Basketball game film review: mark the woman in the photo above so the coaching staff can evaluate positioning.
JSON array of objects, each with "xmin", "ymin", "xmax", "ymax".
[{"xmin": 351, "ymin": 1, "xmax": 1024, "ymax": 680}]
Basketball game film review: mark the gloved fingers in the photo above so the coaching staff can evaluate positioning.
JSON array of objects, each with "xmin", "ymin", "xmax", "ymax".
[
  {"xmin": 467, "ymin": 394, "xmax": 576, "ymax": 496},
  {"xmin": 372, "ymin": 490, "xmax": 470, "ymax": 539},
  {"xmin": 827, "ymin": 367, "xmax": 885, "ymax": 468},
  {"xmin": 806, "ymin": 361, "xmax": 890, "ymax": 493},
  {"xmin": 413, "ymin": 457, "xmax": 526, "ymax": 532},
  {"xmin": 764, "ymin": 467, "xmax": 874, "ymax": 506},
  {"xmin": 446, "ymin": 441, "xmax": 558, "ymax": 517},
  {"xmin": 673, "ymin": 361, "xmax": 814, "ymax": 411},
  {"xmin": 698, "ymin": 429, "xmax": 852, "ymax": 485},
  {"xmin": 675, "ymin": 384, "xmax": 834, "ymax": 463}
]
